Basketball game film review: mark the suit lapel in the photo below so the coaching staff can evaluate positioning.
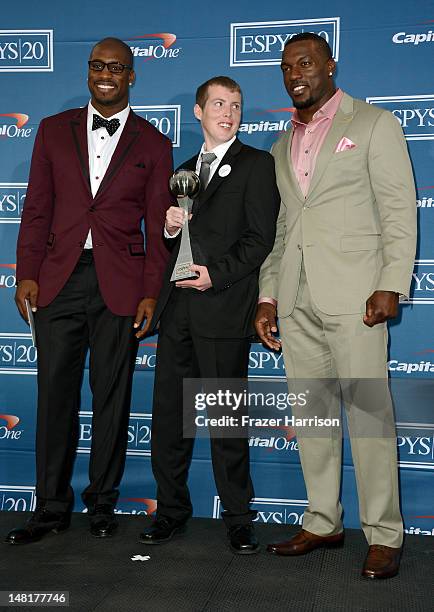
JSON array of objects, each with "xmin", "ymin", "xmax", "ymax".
[
  {"xmin": 70, "ymin": 108, "xmax": 92, "ymax": 196},
  {"xmin": 196, "ymin": 138, "xmax": 243, "ymax": 211},
  {"xmin": 95, "ymin": 110, "xmax": 140, "ymax": 199},
  {"xmin": 306, "ymin": 93, "xmax": 355, "ymax": 200}
]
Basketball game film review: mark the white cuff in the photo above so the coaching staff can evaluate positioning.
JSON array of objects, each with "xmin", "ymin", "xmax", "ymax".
[{"xmin": 164, "ymin": 226, "xmax": 181, "ymax": 239}]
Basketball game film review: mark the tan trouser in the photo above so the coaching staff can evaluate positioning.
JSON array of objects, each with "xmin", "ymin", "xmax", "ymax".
[{"xmin": 279, "ymin": 264, "xmax": 403, "ymax": 547}]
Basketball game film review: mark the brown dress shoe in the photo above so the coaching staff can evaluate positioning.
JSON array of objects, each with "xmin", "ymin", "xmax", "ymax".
[
  {"xmin": 267, "ymin": 528, "xmax": 344, "ymax": 556},
  {"xmin": 362, "ymin": 545, "xmax": 401, "ymax": 579}
]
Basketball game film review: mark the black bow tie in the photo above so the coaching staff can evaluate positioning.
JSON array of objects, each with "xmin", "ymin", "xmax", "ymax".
[{"xmin": 92, "ymin": 114, "xmax": 120, "ymax": 136}]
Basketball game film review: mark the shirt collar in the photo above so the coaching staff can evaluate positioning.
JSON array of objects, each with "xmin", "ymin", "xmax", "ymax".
[
  {"xmin": 291, "ymin": 88, "xmax": 343, "ymax": 127},
  {"xmin": 199, "ymin": 136, "xmax": 236, "ymax": 163},
  {"xmin": 88, "ymin": 101, "xmax": 130, "ymax": 128}
]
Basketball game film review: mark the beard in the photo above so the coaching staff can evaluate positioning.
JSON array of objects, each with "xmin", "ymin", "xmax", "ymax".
[{"xmin": 292, "ymin": 96, "xmax": 316, "ymax": 110}]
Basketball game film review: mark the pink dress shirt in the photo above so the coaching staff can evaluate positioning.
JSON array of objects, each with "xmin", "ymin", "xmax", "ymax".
[
  {"xmin": 260, "ymin": 88, "xmax": 344, "ymax": 307},
  {"xmin": 291, "ymin": 88, "xmax": 343, "ymax": 197}
]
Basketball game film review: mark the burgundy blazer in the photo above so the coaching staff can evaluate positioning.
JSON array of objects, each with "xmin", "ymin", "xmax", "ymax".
[{"xmin": 16, "ymin": 107, "xmax": 173, "ymax": 315}]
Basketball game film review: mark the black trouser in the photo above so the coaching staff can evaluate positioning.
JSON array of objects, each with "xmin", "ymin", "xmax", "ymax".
[
  {"xmin": 34, "ymin": 250, "xmax": 137, "ymax": 513},
  {"xmin": 151, "ymin": 288, "xmax": 255, "ymax": 528}
]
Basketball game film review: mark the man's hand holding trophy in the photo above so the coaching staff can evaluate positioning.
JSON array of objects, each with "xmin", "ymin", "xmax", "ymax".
[{"xmin": 168, "ymin": 169, "xmax": 201, "ymax": 282}]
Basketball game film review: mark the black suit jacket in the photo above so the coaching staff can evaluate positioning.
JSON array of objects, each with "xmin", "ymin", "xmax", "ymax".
[{"xmin": 152, "ymin": 138, "xmax": 280, "ymax": 338}]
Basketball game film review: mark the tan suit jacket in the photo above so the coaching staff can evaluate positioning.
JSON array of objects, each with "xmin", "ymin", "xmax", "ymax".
[{"xmin": 259, "ymin": 92, "xmax": 416, "ymax": 316}]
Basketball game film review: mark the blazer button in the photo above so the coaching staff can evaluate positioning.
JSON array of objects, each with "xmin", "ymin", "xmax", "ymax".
[
  {"xmin": 297, "ymin": 244, "xmax": 302, "ymax": 250},
  {"xmin": 89, "ymin": 206, "xmax": 95, "ymax": 212}
]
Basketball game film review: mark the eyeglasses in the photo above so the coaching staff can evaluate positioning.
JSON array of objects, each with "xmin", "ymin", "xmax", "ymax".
[{"xmin": 88, "ymin": 60, "xmax": 132, "ymax": 74}]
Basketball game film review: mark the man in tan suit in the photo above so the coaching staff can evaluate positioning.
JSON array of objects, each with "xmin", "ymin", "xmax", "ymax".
[{"xmin": 255, "ymin": 33, "xmax": 416, "ymax": 579}]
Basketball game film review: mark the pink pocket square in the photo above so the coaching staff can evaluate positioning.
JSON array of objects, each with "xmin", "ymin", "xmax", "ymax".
[{"xmin": 335, "ymin": 137, "xmax": 357, "ymax": 153}]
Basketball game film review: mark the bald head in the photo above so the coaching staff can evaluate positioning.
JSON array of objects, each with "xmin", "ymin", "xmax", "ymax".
[{"xmin": 91, "ymin": 37, "xmax": 133, "ymax": 67}]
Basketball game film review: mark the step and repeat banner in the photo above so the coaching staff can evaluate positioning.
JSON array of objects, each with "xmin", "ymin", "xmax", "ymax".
[{"xmin": 0, "ymin": 1, "xmax": 433, "ymax": 537}]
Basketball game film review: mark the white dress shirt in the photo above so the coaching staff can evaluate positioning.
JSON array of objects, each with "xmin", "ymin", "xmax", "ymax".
[
  {"xmin": 84, "ymin": 101, "xmax": 130, "ymax": 249},
  {"xmin": 165, "ymin": 136, "xmax": 236, "ymax": 239}
]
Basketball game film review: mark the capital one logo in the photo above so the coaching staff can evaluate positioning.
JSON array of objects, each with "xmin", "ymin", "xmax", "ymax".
[
  {"xmin": 239, "ymin": 107, "xmax": 295, "ymax": 136},
  {"xmin": 0, "ymin": 414, "xmax": 23, "ymax": 441},
  {"xmin": 230, "ymin": 17, "xmax": 340, "ymax": 67},
  {"xmin": 417, "ymin": 187, "xmax": 434, "ymax": 210},
  {"xmin": 392, "ymin": 28, "xmax": 434, "ymax": 46},
  {"xmin": 213, "ymin": 496, "xmax": 307, "ymax": 524},
  {"xmin": 128, "ymin": 33, "xmax": 181, "ymax": 61},
  {"xmin": 249, "ymin": 425, "xmax": 298, "ymax": 455},
  {"xmin": 404, "ymin": 260, "xmax": 434, "ymax": 304},
  {"xmin": 136, "ymin": 341, "xmax": 157, "ymax": 369},
  {"xmin": 78, "ymin": 411, "xmax": 151, "ymax": 456},
  {"xmin": 0, "ymin": 485, "xmax": 36, "ymax": 512},
  {"xmin": 116, "ymin": 497, "xmax": 157, "ymax": 515},
  {"xmin": 0, "ymin": 264, "xmax": 16, "ymax": 288},
  {"xmin": 0, "ymin": 183, "xmax": 26, "ymax": 223},
  {"xmin": 0, "ymin": 30, "xmax": 53, "ymax": 72},
  {"xmin": 0, "ymin": 113, "xmax": 33, "ymax": 139},
  {"xmin": 0, "ymin": 333, "xmax": 37, "ymax": 374},
  {"xmin": 0, "ymin": 413, "xmax": 23, "ymax": 441},
  {"xmin": 132, "ymin": 105, "xmax": 181, "ymax": 147},
  {"xmin": 366, "ymin": 95, "xmax": 434, "ymax": 141}
]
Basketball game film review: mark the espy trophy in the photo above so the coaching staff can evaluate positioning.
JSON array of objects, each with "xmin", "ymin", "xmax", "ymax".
[{"xmin": 169, "ymin": 169, "xmax": 201, "ymax": 282}]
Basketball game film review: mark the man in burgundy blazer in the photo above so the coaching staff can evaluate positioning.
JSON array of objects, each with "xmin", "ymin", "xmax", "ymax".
[{"xmin": 5, "ymin": 37, "xmax": 172, "ymax": 545}]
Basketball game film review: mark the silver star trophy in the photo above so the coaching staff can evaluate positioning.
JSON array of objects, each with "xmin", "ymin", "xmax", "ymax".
[{"xmin": 169, "ymin": 169, "xmax": 201, "ymax": 281}]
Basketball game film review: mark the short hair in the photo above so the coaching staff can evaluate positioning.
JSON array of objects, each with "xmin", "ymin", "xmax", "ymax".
[
  {"xmin": 284, "ymin": 32, "xmax": 333, "ymax": 60},
  {"xmin": 195, "ymin": 76, "xmax": 242, "ymax": 109},
  {"xmin": 91, "ymin": 37, "xmax": 133, "ymax": 67}
]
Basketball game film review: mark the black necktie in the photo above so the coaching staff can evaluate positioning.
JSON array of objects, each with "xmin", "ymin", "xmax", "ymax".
[{"xmin": 92, "ymin": 114, "xmax": 120, "ymax": 136}]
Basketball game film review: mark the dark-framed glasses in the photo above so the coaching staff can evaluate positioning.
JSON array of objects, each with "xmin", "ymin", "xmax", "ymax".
[{"xmin": 88, "ymin": 60, "xmax": 132, "ymax": 74}]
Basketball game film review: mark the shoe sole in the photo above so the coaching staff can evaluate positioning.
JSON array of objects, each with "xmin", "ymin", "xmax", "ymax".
[
  {"xmin": 361, "ymin": 569, "xmax": 399, "ymax": 580},
  {"xmin": 267, "ymin": 538, "xmax": 344, "ymax": 556},
  {"xmin": 139, "ymin": 525, "xmax": 186, "ymax": 545}
]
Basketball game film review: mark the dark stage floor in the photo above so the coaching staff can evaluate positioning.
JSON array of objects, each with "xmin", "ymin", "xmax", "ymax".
[{"xmin": 0, "ymin": 513, "xmax": 433, "ymax": 611}]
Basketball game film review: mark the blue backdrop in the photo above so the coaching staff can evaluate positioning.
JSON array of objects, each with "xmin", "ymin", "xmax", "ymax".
[{"xmin": 0, "ymin": 0, "xmax": 433, "ymax": 538}]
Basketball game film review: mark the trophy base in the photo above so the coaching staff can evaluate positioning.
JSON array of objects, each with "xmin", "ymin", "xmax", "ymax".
[{"xmin": 170, "ymin": 261, "xmax": 199, "ymax": 282}]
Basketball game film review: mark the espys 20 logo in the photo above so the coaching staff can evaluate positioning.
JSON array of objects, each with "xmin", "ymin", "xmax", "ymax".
[
  {"xmin": 0, "ymin": 333, "xmax": 37, "ymax": 374},
  {"xmin": 214, "ymin": 496, "xmax": 307, "ymax": 524},
  {"xmin": 230, "ymin": 17, "xmax": 340, "ymax": 67},
  {"xmin": 406, "ymin": 260, "xmax": 434, "ymax": 305},
  {"xmin": 0, "ymin": 30, "xmax": 53, "ymax": 72},
  {"xmin": 78, "ymin": 411, "xmax": 151, "ymax": 456},
  {"xmin": 366, "ymin": 95, "xmax": 434, "ymax": 141},
  {"xmin": 0, "ymin": 485, "xmax": 36, "ymax": 512},
  {"xmin": 132, "ymin": 105, "xmax": 181, "ymax": 147},
  {"xmin": 0, "ymin": 183, "xmax": 26, "ymax": 222}
]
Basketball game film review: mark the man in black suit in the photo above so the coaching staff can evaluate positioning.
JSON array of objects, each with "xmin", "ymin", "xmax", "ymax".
[{"xmin": 139, "ymin": 76, "xmax": 280, "ymax": 553}]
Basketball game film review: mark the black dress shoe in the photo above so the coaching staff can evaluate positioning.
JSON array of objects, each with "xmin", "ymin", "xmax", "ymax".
[
  {"xmin": 228, "ymin": 524, "xmax": 259, "ymax": 555},
  {"xmin": 4, "ymin": 508, "xmax": 70, "ymax": 545},
  {"xmin": 139, "ymin": 518, "xmax": 186, "ymax": 544},
  {"xmin": 89, "ymin": 504, "xmax": 118, "ymax": 538}
]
